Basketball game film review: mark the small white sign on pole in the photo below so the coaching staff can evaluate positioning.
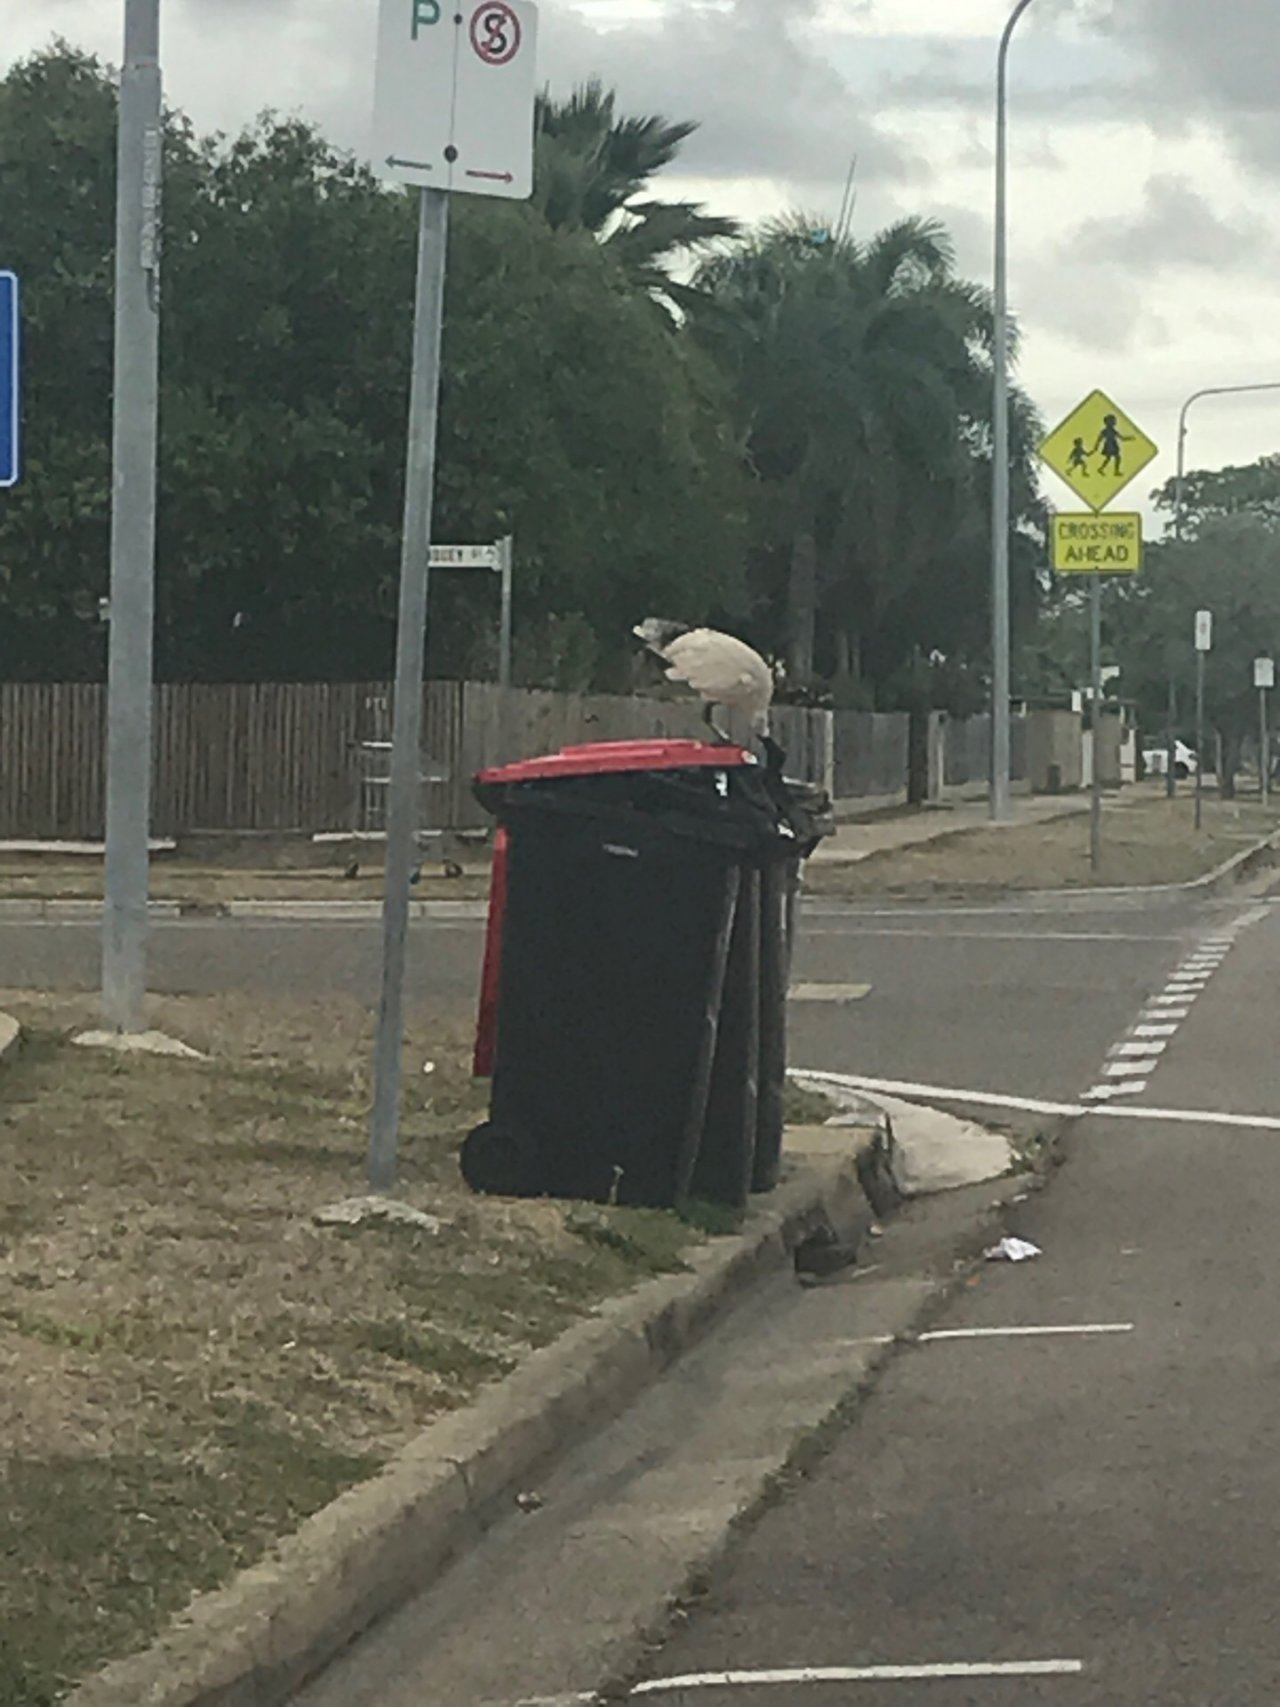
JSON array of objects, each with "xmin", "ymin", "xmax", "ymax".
[
  {"xmin": 1255, "ymin": 657, "xmax": 1275, "ymax": 691},
  {"xmin": 373, "ymin": 0, "xmax": 538, "ymax": 199},
  {"xmin": 1195, "ymin": 610, "xmax": 1213, "ymax": 653},
  {"xmin": 429, "ymin": 543, "xmax": 500, "ymax": 570}
]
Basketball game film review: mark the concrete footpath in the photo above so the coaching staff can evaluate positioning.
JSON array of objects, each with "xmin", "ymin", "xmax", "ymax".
[{"xmin": 809, "ymin": 792, "xmax": 1087, "ymax": 868}]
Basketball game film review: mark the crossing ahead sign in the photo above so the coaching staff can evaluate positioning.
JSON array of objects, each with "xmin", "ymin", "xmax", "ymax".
[
  {"xmin": 0, "ymin": 271, "xmax": 18, "ymax": 489},
  {"xmin": 1051, "ymin": 512, "xmax": 1143, "ymax": 575}
]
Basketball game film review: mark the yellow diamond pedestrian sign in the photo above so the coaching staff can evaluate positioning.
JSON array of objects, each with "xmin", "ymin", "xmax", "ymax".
[{"xmin": 1039, "ymin": 389, "xmax": 1159, "ymax": 513}]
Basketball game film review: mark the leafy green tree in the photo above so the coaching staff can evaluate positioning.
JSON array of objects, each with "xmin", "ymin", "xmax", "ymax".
[
  {"xmin": 534, "ymin": 80, "xmax": 736, "ymax": 310},
  {"xmin": 692, "ymin": 213, "xmax": 1041, "ymax": 699},
  {"xmin": 1152, "ymin": 454, "xmax": 1280, "ymax": 539},
  {"xmin": 0, "ymin": 50, "xmax": 745, "ymax": 683},
  {"xmin": 1111, "ymin": 516, "xmax": 1280, "ymax": 795}
]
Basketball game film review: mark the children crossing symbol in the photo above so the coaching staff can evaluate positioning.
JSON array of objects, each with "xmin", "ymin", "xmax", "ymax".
[{"xmin": 1039, "ymin": 389, "xmax": 1158, "ymax": 512}]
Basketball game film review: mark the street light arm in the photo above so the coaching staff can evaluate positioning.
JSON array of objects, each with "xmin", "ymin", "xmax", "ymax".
[
  {"xmin": 999, "ymin": 0, "xmax": 1039, "ymax": 69},
  {"xmin": 1174, "ymin": 381, "xmax": 1280, "ymax": 541}
]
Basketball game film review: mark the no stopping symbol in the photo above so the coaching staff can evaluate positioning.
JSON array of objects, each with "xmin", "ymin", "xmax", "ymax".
[{"xmin": 470, "ymin": 1, "xmax": 521, "ymax": 64}]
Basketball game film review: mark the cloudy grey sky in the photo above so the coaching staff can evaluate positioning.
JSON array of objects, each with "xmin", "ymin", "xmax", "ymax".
[{"xmin": 7, "ymin": 0, "xmax": 1280, "ymax": 523}]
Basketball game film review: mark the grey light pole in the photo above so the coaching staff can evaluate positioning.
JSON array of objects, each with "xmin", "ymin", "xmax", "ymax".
[
  {"xmin": 990, "ymin": 0, "xmax": 1038, "ymax": 823},
  {"xmin": 102, "ymin": 0, "xmax": 162, "ymax": 1032},
  {"xmin": 1167, "ymin": 382, "xmax": 1280, "ymax": 796}
]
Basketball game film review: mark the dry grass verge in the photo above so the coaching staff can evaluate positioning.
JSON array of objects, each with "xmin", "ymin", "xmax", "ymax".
[
  {"xmin": 0, "ymin": 993, "xmax": 711, "ymax": 1703},
  {"xmin": 807, "ymin": 792, "xmax": 1280, "ymax": 899}
]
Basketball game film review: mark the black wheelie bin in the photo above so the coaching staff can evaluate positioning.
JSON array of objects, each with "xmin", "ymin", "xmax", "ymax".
[{"xmin": 462, "ymin": 738, "xmax": 831, "ymax": 1210}]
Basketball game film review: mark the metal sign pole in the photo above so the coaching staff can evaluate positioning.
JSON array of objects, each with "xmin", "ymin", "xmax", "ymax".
[
  {"xmin": 367, "ymin": 186, "xmax": 450, "ymax": 1194},
  {"xmin": 1262, "ymin": 684, "xmax": 1270, "ymax": 808},
  {"xmin": 498, "ymin": 534, "xmax": 514, "ymax": 690},
  {"xmin": 102, "ymin": 0, "xmax": 162, "ymax": 1033},
  {"xmin": 1089, "ymin": 576, "xmax": 1102, "ymax": 873},
  {"xmin": 1195, "ymin": 653, "xmax": 1205, "ymax": 832}
]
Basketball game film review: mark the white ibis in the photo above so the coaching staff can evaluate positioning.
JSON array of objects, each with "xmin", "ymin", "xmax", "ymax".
[{"xmin": 633, "ymin": 618, "xmax": 775, "ymax": 744}]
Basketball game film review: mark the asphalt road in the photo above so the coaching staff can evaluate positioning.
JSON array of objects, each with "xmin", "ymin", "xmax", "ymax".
[
  {"xmin": 0, "ymin": 892, "xmax": 1201, "ymax": 1104},
  {"xmin": 10, "ymin": 885, "xmax": 1267, "ymax": 1703},
  {"xmin": 630, "ymin": 893, "xmax": 1280, "ymax": 1705}
]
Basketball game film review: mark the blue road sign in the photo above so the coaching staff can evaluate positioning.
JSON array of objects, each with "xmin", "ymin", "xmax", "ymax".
[{"xmin": 0, "ymin": 271, "xmax": 19, "ymax": 488}]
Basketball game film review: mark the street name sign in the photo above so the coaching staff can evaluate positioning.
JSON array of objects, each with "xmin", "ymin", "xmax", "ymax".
[
  {"xmin": 0, "ymin": 271, "xmax": 19, "ymax": 489},
  {"xmin": 1052, "ymin": 512, "xmax": 1142, "ymax": 574},
  {"xmin": 429, "ymin": 543, "xmax": 499, "ymax": 569},
  {"xmin": 1040, "ymin": 388, "xmax": 1158, "ymax": 513},
  {"xmin": 373, "ymin": 0, "xmax": 538, "ymax": 199}
]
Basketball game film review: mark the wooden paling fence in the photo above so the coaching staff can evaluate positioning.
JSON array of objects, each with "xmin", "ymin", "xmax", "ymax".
[{"xmin": 0, "ymin": 682, "xmax": 838, "ymax": 841}]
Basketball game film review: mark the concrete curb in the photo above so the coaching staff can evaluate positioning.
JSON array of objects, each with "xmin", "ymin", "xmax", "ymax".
[
  {"xmin": 808, "ymin": 822, "xmax": 1280, "ymax": 913},
  {"xmin": 64, "ymin": 1138, "xmax": 887, "ymax": 1707},
  {"xmin": 1017, "ymin": 824, "xmax": 1280, "ymax": 912},
  {"xmin": 0, "ymin": 1011, "xmax": 20, "ymax": 1066}
]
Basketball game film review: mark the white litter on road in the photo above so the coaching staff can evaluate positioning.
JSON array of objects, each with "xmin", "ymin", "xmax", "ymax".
[{"xmin": 985, "ymin": 1236, "xmax": 1042, "ymax": 1263}]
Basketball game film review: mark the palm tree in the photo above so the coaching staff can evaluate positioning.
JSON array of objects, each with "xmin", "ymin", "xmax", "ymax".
[
  {"xmin": 534, "ymin": 81, "xmax": 737, "ymax": 308},
  {"xmin": 692, "ymin": 213, "xmax": 1040, "ymax": 689}
]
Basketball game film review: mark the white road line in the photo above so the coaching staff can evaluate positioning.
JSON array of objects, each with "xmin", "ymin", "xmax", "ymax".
[
  {"xmin": 1134, "ymin": 1024, "xmax": 1179, "ymax": 1038},
  {"xmin": 632, "ymin": 1661, "xmax": 1086, "ymax": 1693},
  {"xmin": 792, "ymin": 1071, "xmax": 1084, "ymax": 1119},
  {"xmin": 1142, "ymin": 1007, "xmax": 1189, "ymax": 1021},
  {"xmin": 789, "ymin": 983, "xmax": 872, "ymax": 1003},
  {"xmin": 1102, "ymin": 1059, "xmax": 1160, "ymax": 1077},
  {"xmin": 1083, "ymin": 1081, "xmax": 1148, "ymax": 1100},
  {"xmin": 1098, "ymin": 1104, "xmax": 1280, "ymax": 1133},
  {"xmin": 1150, "ymin": 993, "xmax": 1196, "ymax": 1006},
  {"xmin": 1111, "ymin": 1040, "xmax": 1168, "ymax": 1057},
  {"xmin": 516, "ymin": 1696, "xmax": 598, "ymax": 1706},
  {"xmin": 808, "ymin": 928, "xmax": 1183, "ymax": 944},
  {"xmin": 920, "ymin": 1324, "xmax": 1134, "ymax": 1342},
  {"xmin": 795, "ymin": 1071, "xmax": 1280, "ymax": 1134}
]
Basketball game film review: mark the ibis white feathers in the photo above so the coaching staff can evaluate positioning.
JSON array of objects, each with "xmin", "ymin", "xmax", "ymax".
[{"xmin": 633, "ymin": 618, "xmax": 774, "ymax": 739}]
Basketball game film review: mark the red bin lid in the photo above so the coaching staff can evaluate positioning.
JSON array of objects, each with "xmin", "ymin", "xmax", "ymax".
[{"xmin": 477, "ymin": 738, "xmax": 756, "ymax": 785}]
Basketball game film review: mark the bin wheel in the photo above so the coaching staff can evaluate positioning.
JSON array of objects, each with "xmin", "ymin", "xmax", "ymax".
[{"xmin": 461, "ymin": 1121, "xmax": 541, "ymax": 1198}]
